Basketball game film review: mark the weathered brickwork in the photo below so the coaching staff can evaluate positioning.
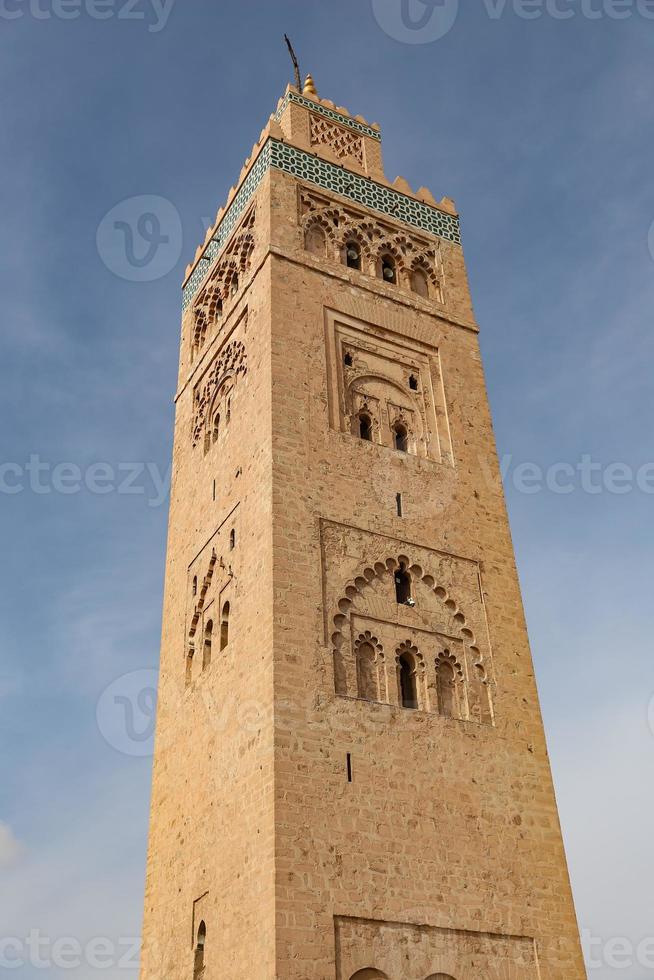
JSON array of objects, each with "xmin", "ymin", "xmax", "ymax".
[{"xmin": 139, "ymin": 84, "xmax": 585, "ymax": 980}]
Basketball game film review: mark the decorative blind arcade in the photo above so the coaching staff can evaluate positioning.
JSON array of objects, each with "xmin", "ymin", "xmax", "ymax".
[{"xmin": 182, "ymin": 139, "xmax": 461, "ymax": 310}]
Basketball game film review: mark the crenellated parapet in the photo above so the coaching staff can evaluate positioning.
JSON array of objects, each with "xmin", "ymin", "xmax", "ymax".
[{"xmin": 182, "ymin": 83, "xmax": 460, "ymax": 311}]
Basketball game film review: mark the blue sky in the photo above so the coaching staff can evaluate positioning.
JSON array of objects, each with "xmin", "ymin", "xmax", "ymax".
[{"xmin": 1, "ymin": 1, "xmax": 653, "ymax": 976}]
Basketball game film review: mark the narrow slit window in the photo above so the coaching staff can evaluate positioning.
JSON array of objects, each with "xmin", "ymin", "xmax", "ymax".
[
  {"xmin": 396, "ymin": 493, "xmax": 403, "ymax": 517},
  {"xmin": 220, "ymin": 602, "xmax": 230, "ymax": 651},
  {"xmin": 230, "ymin": 528, "xmax": 236, "ymax": 550},
  {"xmin": 346, "ymin": 753, "xmax": 353, "ymax": 783},
  {"xmin": 203, "ymin": 620, "xmax": 213, "ymax": 670}
]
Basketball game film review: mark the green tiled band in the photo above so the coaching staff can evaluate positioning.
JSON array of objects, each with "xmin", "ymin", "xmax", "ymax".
[{"xmin": 182, "ymin": 139, "xmax": 461, "ymax": 310}]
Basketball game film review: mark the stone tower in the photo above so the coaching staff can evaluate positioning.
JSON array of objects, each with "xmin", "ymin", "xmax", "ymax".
[{"xmin": 139, "ymin": 79, "xmax": 586, "ymax": 980}]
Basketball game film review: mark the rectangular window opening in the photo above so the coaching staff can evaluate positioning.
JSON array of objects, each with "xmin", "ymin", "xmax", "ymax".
[{"xmin": 346, "ymin": 753, "xmax": 353, "ymax": 783}]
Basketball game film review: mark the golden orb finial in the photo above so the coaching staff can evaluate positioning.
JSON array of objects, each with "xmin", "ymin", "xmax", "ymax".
[{"xmin": 303, "ymin": 73, "xmax": 317, "ymax": 98}]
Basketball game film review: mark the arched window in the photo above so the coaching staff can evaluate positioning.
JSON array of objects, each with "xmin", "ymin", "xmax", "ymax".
[
  {"xmin": 345, "ymin": 241, "xmax": 362, "ymax": 270},
  {"xmin": 194, "ymin": 922, "xmax": 206, "ymax": 980},
  {"xmin": 185, "ymin": 647, "xmax": 194, "ymax": 687},
  {"xmin": 380, "ymin": 254, "xmax": 396, "ymax": 284},
  {"xmin": 349, "ymin": 971, "xmax": 389, "ymax": 980},
  {"xmin": 203, "ymin": 621, "xmax": 213, "ymax": 670},
  {"xmin": 358, "ymin": 413, "xmax": 373, "ymax": 442},
  {"xmin": 212, "ymin": 412, "xmax": 220, "ymax": 444},
  {"xmin": 305, "ymin": 223, "xmax": 327, "ymax": 257},
  {"xmin": 220, "ymin": 602, "xmax": 230, "ymax": 651},
  {"xmin": 393, "ymin": 422, "xmax": 409, "ymax": 453},
  {"xmin": 436, "ymin": 659, "xmax": 457, "ymax": 719},
  {"xmin": 208, "ymin": 294, "xmax": 223, "ymax": 321},
  {"xmin": 356, "ymin": 642, "xmax": 378, "ymax": 701},
  {"xmin": 394, "ymin": 564, "xmax": 412, "ymax": 605},
  {"xmin": 411, "ymin": 267, "xmax": 430, "ymax": 297},
  {"xmin": 230, "ymin": 273, "xmax": 239, "ymax": 296},
  {"xmin": 193, "ymin": 314, "xmax": 207, "ymax": 361},
  {"xmin": 399, "ymin": 654, "xmax": 418, "ymax": 709}
]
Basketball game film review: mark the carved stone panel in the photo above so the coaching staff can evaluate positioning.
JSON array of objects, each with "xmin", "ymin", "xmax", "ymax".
[
  {"xmin": 321, "ymin": 521, "xmax": 493, "ymax": 726},
  {"xmin": 335, "ymin": 916, "xmax": 539, "ymax": 980},
  {"xmin": 310, "ymin": 112, "xmax": 365, "ymax": 166},
  {"xmin": 324, "ymin": 310, "xmax": 453, "ymax": 465},
  {"xmin": 185, "ymin": 509, "xmax": 239, "ymax": 687}
]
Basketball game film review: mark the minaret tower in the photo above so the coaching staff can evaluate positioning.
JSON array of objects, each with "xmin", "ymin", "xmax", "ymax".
[{"xmin": 139, "ymin": 76, "xmax": 586, "ymax": 980}]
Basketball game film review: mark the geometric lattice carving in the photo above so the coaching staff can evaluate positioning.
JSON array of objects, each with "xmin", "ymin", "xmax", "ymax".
[
  {"xmin": 192, "ymin": 340, "xmax": 247, "ymax": 448},
  {"xmin": 310, "ymin": 113, "xmax": 364, "ymax": 165}
]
